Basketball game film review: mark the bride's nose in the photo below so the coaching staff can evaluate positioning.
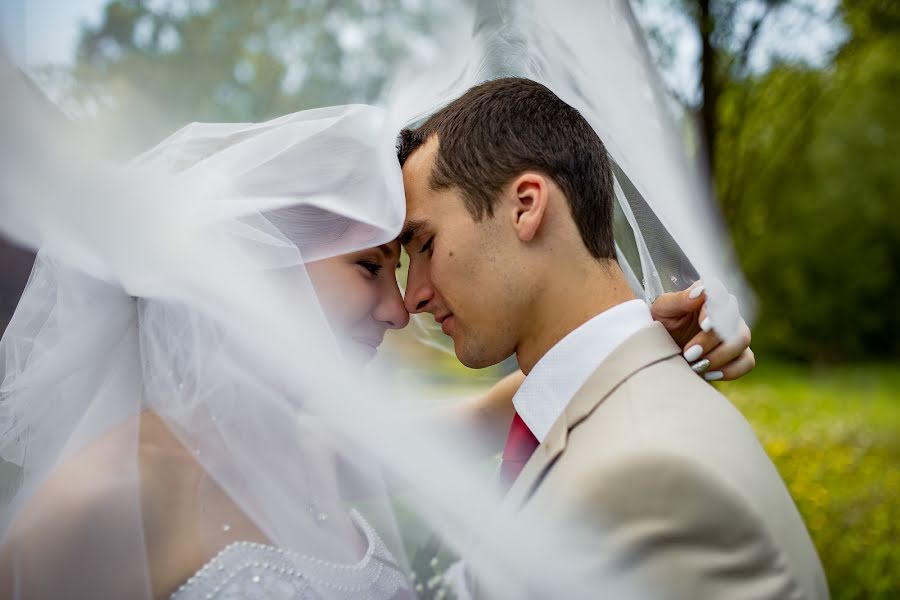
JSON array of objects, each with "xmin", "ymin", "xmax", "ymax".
[{"xmin": 375, "ymin": 281, "xmax": 409, "ymax": 330}]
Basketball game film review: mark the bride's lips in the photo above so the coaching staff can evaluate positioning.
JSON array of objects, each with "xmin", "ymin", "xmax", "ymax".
[{"xmin": 353, "ymin": 337, "xmax": 383, "ymax": 353}]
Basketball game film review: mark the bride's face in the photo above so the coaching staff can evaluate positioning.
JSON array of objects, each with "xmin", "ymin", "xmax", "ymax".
[{"xmin": 306, "ymin": 240, "xmax": 409, "ymax": 362}]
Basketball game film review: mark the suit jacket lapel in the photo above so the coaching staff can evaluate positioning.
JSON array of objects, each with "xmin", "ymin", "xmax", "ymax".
[
  {"xmin": 504, "ymin": 322, "xmax": 682, "ymax": 509},
  {"xmin": 503, "ymin": 413, "xmax": 569, "ymax": 508}
]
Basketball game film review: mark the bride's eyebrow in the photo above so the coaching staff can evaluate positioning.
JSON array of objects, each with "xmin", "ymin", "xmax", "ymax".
[{"xmin": 374, "ymin": 244, "xmax": 402, "ymax": 269}]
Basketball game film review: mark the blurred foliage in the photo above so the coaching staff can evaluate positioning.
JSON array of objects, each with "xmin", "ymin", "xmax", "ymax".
[
  {"xmin": 59, "ymin": 0, "xmax": 443, "ymax": 154},
  {"xmin": 715, "ymin": 1, "xmax": 900, "ymax": 361},
  {"xmin": 721, "ymin": 365, "xmax": 900, "ymax": 599},
  {"xmin": 638, "ymin": 0, "xmax": 899, "ymax": 362}
]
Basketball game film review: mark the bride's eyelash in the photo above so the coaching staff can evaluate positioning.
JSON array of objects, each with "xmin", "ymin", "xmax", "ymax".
[{"xmin": 357, "ymin": 259, "xmax": 382, "ymax": 276}]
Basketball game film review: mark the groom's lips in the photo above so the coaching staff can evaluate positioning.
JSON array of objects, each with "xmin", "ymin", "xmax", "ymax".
[{"xmin": 436, "ymin": 313, "xmax": 455, "ymax": 336}]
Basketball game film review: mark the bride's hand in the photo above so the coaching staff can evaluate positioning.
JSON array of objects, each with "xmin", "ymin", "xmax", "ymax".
[{"xmin": 650, "ymin": 283, "xmax": 755, "ymax": 382}]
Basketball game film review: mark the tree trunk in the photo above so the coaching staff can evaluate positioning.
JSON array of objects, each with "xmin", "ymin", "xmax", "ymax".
[{"xmin": 698, "ymin": 0, "xmax": 717, "ymax": 174}]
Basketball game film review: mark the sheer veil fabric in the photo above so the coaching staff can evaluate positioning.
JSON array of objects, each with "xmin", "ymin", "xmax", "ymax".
[
  {"xmin": 0, "ymin": 1, "xmax": 750, "ymax": 599},
  {"xmin": 0, "ymin": 97, "xmax": 416, "ymax": 598},
  {"xmin": 389, "ymin": 0, "xmax": 751, "ymax": 346}
]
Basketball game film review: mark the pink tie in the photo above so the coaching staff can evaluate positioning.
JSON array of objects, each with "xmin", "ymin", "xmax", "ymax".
[{"xmin": 498, "ymin": 412, "xmax": 540, "ymax": 492}]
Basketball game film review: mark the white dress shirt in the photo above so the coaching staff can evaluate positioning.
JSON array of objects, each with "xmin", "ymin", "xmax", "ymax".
[
  {"xmin": 512, "ymin": 299, "xmax": 654, "ymax": 443},
  {"xmin": 445, "ymin": 301, "xmax": 654, "ymax": 600}
]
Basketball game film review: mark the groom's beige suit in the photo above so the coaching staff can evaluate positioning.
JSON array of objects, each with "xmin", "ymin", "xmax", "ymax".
[{"xmin": 471, "ymin": 307, "xmax": 828, "ymax": 599}]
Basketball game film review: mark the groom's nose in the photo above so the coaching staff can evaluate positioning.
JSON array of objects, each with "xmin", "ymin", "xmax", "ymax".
[{"xmin": 404, "ymin": 261, "xmax": 436, "ymax": 314}]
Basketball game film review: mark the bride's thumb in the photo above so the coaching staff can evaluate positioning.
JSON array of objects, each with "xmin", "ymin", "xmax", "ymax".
[{"xmin": 650, "ymin": 281, "xmax": 705, "ymax": 319}]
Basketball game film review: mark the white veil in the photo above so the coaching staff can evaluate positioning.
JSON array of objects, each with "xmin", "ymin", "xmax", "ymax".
[
  {"xmin": 0, "ymin": 1, "xmax": 750, "ymax": 599},
  {"xmin": 0, "ymin": 70, "xmax": 416, "ymax": 597}
]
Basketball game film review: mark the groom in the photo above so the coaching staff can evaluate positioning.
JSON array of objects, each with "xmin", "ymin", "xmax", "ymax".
[{"xmin": 397, "ymin": 78, "xmax": 827, "ymax": 598}]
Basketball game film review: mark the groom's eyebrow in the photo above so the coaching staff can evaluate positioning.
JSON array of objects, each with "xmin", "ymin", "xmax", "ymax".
[
  {"xmin": 398, "ymin": 219, "xmax": 427, "ymax": 246},
  {"xmin": 376, "ymin": 244, "xmax": 396, "ymax": 260}
]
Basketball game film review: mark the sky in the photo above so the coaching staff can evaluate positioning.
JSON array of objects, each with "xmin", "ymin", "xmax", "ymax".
[
  {"xmin": 1, "ymin": 0, "xmax": 107, "ymax": 66},
  {"xmin": 633, "ymin": 0, "xmax": 847, "ymax": 104}
]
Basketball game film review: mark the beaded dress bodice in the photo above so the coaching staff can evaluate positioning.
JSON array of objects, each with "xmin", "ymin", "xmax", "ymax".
[{"xmin": 170, "ymin": 510, "xmax": 411, "ymax": 600}]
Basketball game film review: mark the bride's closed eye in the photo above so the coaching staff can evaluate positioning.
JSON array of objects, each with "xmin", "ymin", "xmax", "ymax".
[
  {"xmin": 419, "ymin": 236, "xmax": 434, "ymax": 255},
  {"xmin": 356, "ymin": 259, "xmax": 383, "ymax": 278}
]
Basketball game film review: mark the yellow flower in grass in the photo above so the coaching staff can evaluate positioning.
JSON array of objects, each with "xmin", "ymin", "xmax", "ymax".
[{"xmin": 766, "ymin": 436, "xmax": 791, "ymax": 458}]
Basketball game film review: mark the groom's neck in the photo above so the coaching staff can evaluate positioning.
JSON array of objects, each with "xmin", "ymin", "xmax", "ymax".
[{"xmin": 515, "ymin": 259, "xmax": 636, "ymax": 375}]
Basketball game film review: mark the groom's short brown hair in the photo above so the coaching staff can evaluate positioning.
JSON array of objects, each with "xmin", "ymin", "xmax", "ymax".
[{"xmin": 397, "ymin": 77, "xmax": 616, "ymax": 260}]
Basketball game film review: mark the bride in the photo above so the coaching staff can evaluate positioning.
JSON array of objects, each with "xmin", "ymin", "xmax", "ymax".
[{"xmin": 0, "ymin": 98, "xmax": 752, "ymax": 599}]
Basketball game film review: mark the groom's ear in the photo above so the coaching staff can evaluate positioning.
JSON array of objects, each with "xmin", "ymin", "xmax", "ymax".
[{"xmin": 508, "ymin": 172, "xmax": 549, "ymax": 244}]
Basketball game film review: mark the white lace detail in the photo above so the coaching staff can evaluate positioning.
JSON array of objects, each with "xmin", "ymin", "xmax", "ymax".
[{"xmin": 170, "ymin": 510, "xmax": 410, "ymax": 600}]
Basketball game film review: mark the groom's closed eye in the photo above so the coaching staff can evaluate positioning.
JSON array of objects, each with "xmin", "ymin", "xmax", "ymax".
[
  {"xmin": 419, "ymin": 236, "xmax": 434, "ymax": 254},
  {"xmin": 398, "ymin": 219, "xmax": 428, "ymax": 248}
]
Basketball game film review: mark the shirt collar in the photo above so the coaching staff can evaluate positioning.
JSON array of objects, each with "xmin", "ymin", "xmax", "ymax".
[{"xmin": 512, "ymin": 299, "xmax": 653, "ymax": 442}]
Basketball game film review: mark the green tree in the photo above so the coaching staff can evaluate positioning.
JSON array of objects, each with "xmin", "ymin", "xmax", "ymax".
[
  {"xmin": 63, "ymin": 0, "xmax": 442, "ymax": 154},
  {"xmin": 716, "ymin": 1, "xmax": 900, "ymax": 360},
  {"xmin": 638, "ymin": 0, "xmax": 899, "ymax": 362},
  {"xmin": 636, "ymin": 0, "xmax": 841, "ymax": 172}
]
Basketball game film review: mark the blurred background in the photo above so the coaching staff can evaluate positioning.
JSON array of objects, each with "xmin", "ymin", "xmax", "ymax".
[{"xmin": 1, "ymin": 0, "xmax": 897, "ymax": 597}]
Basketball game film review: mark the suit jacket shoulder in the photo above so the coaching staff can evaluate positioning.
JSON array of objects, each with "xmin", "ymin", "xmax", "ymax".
[
  {"xmin": 511, "ymin": 323, "xmax": 828, "ymax": 600},
  {"xmin": 532, "ymin": 444, "xmax": 806, "ymax": 599}
]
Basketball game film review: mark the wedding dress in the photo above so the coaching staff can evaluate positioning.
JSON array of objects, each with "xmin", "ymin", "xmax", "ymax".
[{"xmin": 170, "ymin": 511, "xmax": 410, "ymax": 600}]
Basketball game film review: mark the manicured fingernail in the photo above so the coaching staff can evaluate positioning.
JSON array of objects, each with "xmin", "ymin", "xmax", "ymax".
[
  {"xmin": 700, "ymin": 316, "xmax": 713, "ymax": 332},
  {"xmin": 704, "ymin": 371, "xmax": 724, "ymax": 381},
  {"xmin": 688, "ymin": 284, "xmax": 705, "ymax": 299},
  {"xmin": 684, "ymin": 344, "xmax": 704, "ymax": 362},
  {"xmin": 691, "ymin": 358, "xmax": 711, "ymax": 374}
]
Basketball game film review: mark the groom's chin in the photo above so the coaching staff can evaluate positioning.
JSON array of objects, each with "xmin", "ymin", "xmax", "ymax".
[{"xmin": 454, "ymin": 339, "xmax": 507, "ymax": 370}]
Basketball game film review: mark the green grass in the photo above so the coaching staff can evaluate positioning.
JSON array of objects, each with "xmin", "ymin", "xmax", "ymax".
[{"xmin": 719, "ymin": 363, "xmax": 900, "ymax": 600}]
